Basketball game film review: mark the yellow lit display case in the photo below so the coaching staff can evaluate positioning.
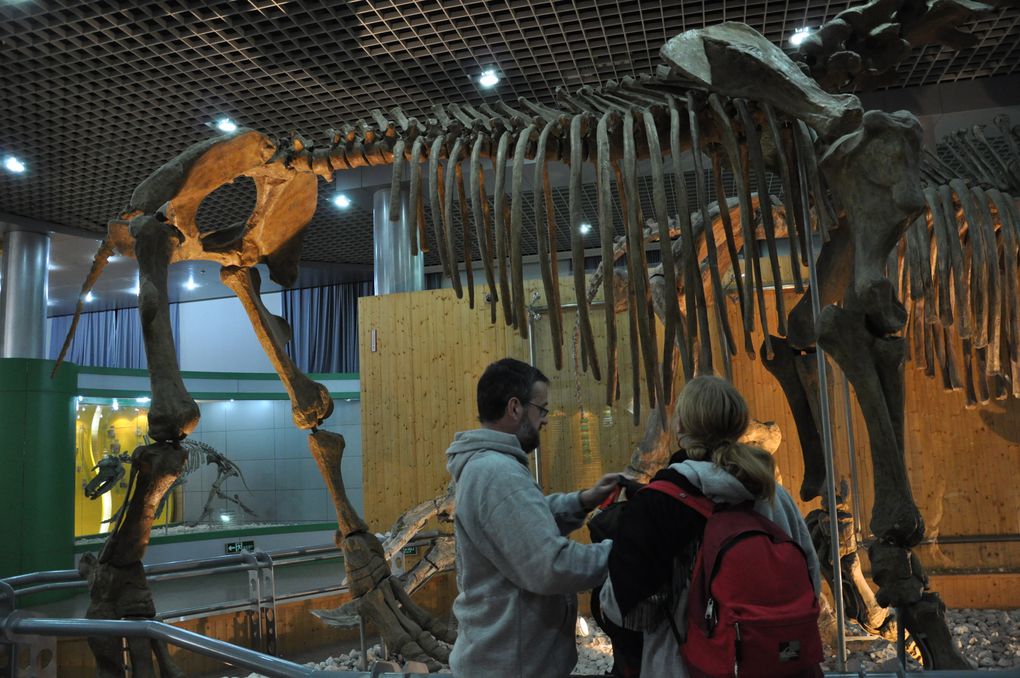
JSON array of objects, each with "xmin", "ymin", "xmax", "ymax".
[{"xmin": 74, "ymin": 397, "xmax": 179, "ymax": 537}]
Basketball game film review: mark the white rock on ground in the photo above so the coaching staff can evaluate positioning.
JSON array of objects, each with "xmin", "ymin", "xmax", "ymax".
[{"xmin": 227, "ymin": 608, "xmax": 1020, "ymax": 676}]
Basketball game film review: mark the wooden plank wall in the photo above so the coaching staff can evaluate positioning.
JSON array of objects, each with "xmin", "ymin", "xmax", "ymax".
[
  {"xmin": 359, "ymin": 278, "xmax": 654, "ymax": 532},
  {"xmin": 359, "ymin": 286, "xmax": 526, "ymax": 529},
  {"xmin": 360, "ymin": 282, "xmax": 1019, "ymax": 605}
]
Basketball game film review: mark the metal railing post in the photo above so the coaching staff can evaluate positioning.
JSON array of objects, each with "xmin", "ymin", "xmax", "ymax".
[
  {"xmin": 796, "ymin": 128, "xmax": 847, "ymax": 672},
  {"xmin": 358, "ymin": 616, "xmax": 367, "ymax": 671},
  {"xmin": 256, "ymin": 551, "xmax": 278, "ymax": 656},
  {"xmin": 0, "ymin": 580, "xmax": 16, "ymax": 678},
  {"xmin": 243, "ymin": 551, "xmax": 264, "ymax": 653}
]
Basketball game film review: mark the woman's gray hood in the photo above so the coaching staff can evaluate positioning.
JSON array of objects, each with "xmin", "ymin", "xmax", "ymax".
[{"xmin": 670, "ymin": 459, "xmax": 754, "ymax": 504}]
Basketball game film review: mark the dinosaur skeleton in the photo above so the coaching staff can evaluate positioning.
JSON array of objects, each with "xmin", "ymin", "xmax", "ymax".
[
  {"xmin": 53, "ymin": 9, "xmax": 1018, "ymax": 671},
  {"xmin": 582, "ymin": 110, "xmax": 1018, "ymax": 665},
  {"xmin": 84, "ymin": 439, "xmax": 257, "ymax": 527}
]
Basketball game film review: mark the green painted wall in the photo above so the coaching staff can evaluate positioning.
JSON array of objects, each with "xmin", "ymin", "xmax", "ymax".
[{"xmin": 0, "ymin": 358, "xmax": 78, "ymax": 578}]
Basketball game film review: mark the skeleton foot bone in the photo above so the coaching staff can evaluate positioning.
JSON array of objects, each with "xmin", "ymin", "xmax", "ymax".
[{"xmin": 308, "ymin": 430, "xmax": 454, "ymax": 670}]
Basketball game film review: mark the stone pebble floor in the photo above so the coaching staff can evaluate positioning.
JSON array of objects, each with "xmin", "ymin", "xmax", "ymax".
[{"xmin": 231, "ymin": 608, "xmax": 1019, "ymax": 676}]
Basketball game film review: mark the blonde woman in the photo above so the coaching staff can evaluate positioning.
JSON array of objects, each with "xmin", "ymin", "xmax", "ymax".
[{"xmin": 599, "ymin": 375, "xmax": 821, "ymax": 677}]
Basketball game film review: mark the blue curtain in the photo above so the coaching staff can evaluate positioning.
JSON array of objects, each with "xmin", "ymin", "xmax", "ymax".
[
  {"xmin": 281, "ymin": 281, "xmax": 373, "ymax": 373},
  {"xmin": 48, "ymin": 304, "xmax": 181, "ymax": 369}
]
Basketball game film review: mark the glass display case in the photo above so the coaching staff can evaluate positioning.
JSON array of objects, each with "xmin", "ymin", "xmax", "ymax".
[{"xmin": 72, "ymin": 369, "xmax": 363, "ymax": 541}]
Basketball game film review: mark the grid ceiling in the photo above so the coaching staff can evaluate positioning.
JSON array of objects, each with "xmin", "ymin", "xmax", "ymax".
[{"xmin": 2, "ymin": 0, "xmax": 1018, "ymax": 270}]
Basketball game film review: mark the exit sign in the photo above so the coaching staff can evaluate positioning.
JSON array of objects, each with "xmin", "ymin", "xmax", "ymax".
[
  {"xmin": 225, "ymin": 540, "xmax": 255, "ymax": 554},
  {"xmin": 402, "ymin": 546, "xmax": 417, "ymax": 555}
]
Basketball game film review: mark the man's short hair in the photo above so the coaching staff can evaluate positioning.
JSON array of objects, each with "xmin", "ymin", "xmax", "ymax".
[{"xmin": 477, "ymin": 358, "xmax": 549, "ymax": 423}]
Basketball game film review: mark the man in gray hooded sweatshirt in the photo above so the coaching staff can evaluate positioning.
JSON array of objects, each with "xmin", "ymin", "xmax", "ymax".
[{"xmin": 446, "ymin": 357, "xmax": 620, "ymax": 678}]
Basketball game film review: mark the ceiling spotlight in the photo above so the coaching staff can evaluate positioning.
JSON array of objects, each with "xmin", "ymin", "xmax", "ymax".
[
  {"xmin": 333, "ymin": 193, "xmax": 351, "ymax": 209},
  {"xmin": 477, "ymin": 69, "xmax": 500, "ymax": 88},
  {"xmin": 789, "ymin": 27, "xmax": 812, "ymax": 47},
  {"xmin": 184, "ymin": 274, "xmax": 199, "ymax": 291},
  {"xmin": 216, "ymin": 117, "xmax": 238, "ymax": 133},
  {"xmin": 579, "ymin": 222, "xmax": 592, "ymax": 235},
  {"xmin": 3, "ymin": 155, "xmax": 26, "ymax": 173},
  {"xmin": 84, "ymin": 291, "xmax": 94, "ymax": 303}
]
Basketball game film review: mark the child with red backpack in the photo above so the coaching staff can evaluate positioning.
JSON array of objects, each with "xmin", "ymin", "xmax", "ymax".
[{"xmin": 598, "ymin": 376, "xmax": 823, "ymax": 677}]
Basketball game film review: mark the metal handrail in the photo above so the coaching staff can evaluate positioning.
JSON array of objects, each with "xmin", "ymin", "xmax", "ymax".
[
  {"xmin": 0, "ymin": 536, "xmax": 446, "ymax": 676},
  {"xmin": 2, "ymin": 613, "xmax": 313, "ymax": 677},
  {"xmin": 0, "ymin": 613, "xmax": 451, "ymax": 677}
]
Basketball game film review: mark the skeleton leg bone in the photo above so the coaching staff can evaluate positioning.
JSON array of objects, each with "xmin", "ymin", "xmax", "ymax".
[
  {"xmin": 818, "ymin": 305, "xmax": 968, "ymax": 669},
  {"xmin": 82, "ymin": 443, "xmax": 189, "ymax": 677},
  {"xmin": 308, "ymin": 430, "xmax": 453, "ymax": 668},
  {"xmin": 760, "ymin": 337, "xmax": 828, "ymax": 501},
  {"xmin": 818, "ymin": 306, "xmax": 921, "ymax": 545},
  {"xmin": 220, "ymin": 265, "xmax": 333, "ymax": 429},
  {"xmin": 132, "ymin": 215, "xmax": 200, "ymax": 442}
]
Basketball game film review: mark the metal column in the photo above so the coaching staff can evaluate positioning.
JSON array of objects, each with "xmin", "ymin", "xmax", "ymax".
[
  {"xmin": 373, "ymin": 189, "xmax": 423, "ymax": 295},
  {"xmin": 0, "ymin": 230, "xmax": 50, "ymax": 359}
]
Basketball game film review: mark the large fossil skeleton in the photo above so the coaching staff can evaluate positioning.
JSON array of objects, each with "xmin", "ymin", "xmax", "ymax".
[
  {"xmin": 54, "ymin": 10, "xmax": 1017, "ymax": 672},
  {"xmin": 585, "ymin": 110, "xmax": 1019, "ymax": 661}
]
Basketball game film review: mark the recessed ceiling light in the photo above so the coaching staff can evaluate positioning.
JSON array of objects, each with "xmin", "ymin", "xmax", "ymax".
[
  {"xmin": 477, "ymin": 69, "xmax": 500, "ymax": 88},
  {"xmin": 216, "ymin": 117, "xmax": 238, "ymax": 133},
  {"xmin": 333, "ymin": 193, "xmax": 351, "ymax": 209},
  {"xmin": 789, "ymin": 27, "xmax": 812, "ymax": 47},
  {"xmin": 3, "ymin": 155, "xmax": 26, "ymax": 173},
  {"xmin": 184, "ymin": 274, "xmax": 199, "ymax": 291},
  {"xmin": 579, "ymin": 222, "xmax": 592, "ymax": 235},
  {"xmin": 84, "ymin": 291, "xmax": 94, "ymax": 303}
]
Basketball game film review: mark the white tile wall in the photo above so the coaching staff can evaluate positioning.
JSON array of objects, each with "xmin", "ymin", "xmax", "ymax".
[{"xmin": 179, "ymin": 397, "xmax": 363, "ymax": 525}]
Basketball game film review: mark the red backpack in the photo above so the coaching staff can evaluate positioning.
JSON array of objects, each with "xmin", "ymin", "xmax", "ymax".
[{"xmin": 645, "ymin": 479, "xmax": 823, "ymax": 678}]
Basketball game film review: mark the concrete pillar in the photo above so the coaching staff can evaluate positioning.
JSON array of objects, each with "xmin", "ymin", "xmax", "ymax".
[
  {"xmin": 373, "ymin": 189, "xmax": 424, "ymax": 294},
  {"xmin": 1, "ymin": 229, "xmax": 50, "ymax": 358}
]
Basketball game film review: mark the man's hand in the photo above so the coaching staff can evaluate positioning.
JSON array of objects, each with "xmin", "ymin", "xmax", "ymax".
[{"xmin": 580, "ymin": 473, "xmax": 623, "ymax": 512}]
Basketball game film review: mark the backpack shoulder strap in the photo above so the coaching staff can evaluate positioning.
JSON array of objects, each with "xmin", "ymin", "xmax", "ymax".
[
  {"xmin": 643, "ymin": 478, "xmax": 715, "ymax": 518},
  {"xmin": 640, "ymin": 477, "xmax": 710, "ymax": 649}
]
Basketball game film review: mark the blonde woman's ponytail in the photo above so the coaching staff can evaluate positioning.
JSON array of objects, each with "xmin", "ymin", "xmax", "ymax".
[
  {"xmin": 712, "ymin": 442, "xmax": 776, "ymax": 502},
  {"xmin": 676, "ymin": 375, "xmax": 778, "ymax": 502}
]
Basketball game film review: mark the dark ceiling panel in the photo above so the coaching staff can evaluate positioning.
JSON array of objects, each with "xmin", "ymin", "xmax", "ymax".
[{"xmin": 1, "ymin": 0, "xmax": 1017, "ymax": 270}]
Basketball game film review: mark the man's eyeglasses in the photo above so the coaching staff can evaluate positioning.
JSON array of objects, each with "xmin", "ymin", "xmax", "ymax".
[{"xmin": 525, "ymin": 401, "xmax": 550, "ymax": 417}]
